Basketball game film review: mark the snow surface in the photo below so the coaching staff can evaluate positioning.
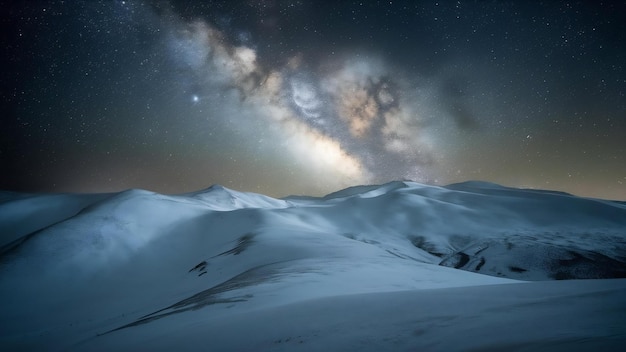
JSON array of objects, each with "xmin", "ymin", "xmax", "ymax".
[{"xmin": 0, "ymin": 181, "xmax": 625, "ymax": 350}]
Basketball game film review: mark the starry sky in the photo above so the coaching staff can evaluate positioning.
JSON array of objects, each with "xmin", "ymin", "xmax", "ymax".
[{"xmin": 2, "ymin": 0, "xmax": 625, "ymax": 199}]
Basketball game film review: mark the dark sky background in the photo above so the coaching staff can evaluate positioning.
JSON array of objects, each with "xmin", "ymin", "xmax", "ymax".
[{"xmin": 2, "ymin": 0, "xmax": 625, "ymax": 199}]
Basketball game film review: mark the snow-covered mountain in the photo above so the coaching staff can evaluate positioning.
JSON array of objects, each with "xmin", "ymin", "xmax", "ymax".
[{"xmin": 1, "ymin": 181, "xmax": 625, "ymax": 351}]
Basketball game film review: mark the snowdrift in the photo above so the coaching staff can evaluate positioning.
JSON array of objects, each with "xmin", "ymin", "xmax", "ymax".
[{"xmin": 1, "ymin": 181, "xmax": 625, "ymax": 350}]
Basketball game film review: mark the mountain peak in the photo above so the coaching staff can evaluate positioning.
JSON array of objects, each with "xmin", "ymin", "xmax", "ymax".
[{"xmin": 322, "ymin": 180, "xmax": 414, "ymax": 200}]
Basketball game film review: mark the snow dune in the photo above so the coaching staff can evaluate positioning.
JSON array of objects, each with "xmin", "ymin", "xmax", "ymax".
[{"xmin": 0, "ymin": 181, "xmax": 625, "ymax": 350}]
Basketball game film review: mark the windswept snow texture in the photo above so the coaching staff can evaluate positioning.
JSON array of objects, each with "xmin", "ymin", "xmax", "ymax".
[{"xmin": 1, "ymin": 181, "xmax": 625, "ymax": 351}]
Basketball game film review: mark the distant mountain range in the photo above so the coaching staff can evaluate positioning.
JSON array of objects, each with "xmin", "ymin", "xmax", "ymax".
[{"xmin": 1, "ymin": 181, "xmax": 625, "ymax": 350}]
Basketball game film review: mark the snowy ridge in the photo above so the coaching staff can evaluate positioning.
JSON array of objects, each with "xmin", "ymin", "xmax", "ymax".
[
  {"xmin": 1, "ymin": 181, "xmax": 625, "ymax": 350},
  {"xmin": 184, "ymin": 184, "xmax": 291, "ymax": 210},
  {"xmin": 0, "ymin": 191, "xmax": 113, "ymax": 250}
]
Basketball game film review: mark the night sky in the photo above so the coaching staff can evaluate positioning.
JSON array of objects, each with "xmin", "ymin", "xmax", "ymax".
[{"xmin": 2, "ymin": 0, "xmax": 625, "ymax": 199}]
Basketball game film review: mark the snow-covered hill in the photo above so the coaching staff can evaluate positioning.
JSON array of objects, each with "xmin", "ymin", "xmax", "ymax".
[{"xmin": 1, "ymin": 181, "xmax": 625, "ymax": 350}]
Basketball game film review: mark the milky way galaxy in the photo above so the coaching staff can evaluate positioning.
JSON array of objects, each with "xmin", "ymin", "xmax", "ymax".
[
  {"xmin": 161, "ymin": 16, "xmax": 438, "ymax": 192},
  {"xmin": 2, "ymin": 1, "xmax": 625, "ymax": 199}
]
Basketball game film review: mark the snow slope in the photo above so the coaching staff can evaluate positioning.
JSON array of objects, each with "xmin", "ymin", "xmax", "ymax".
[{"xmin": 0, "ymin": 181, "xmax": 625, "ymax": 350}]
